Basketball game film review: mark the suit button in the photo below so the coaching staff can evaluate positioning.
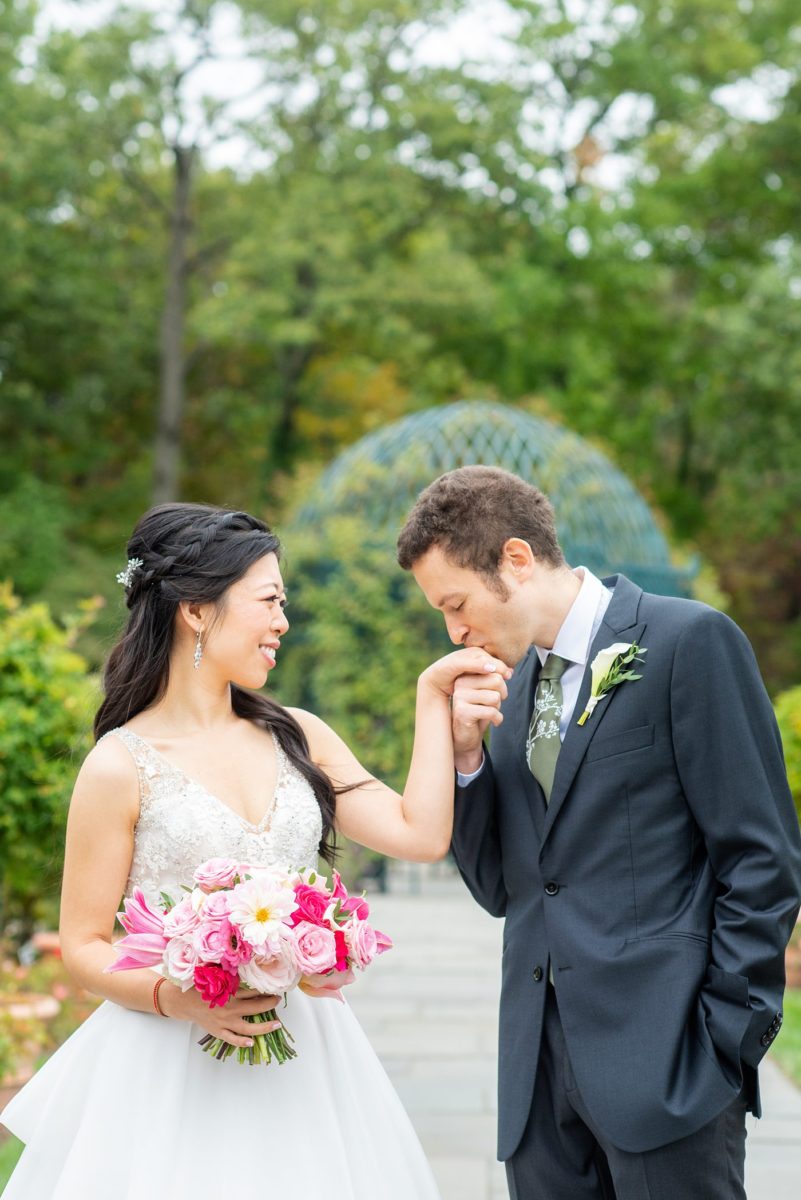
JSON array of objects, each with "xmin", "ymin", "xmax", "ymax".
[
  {"xmin": 760, "ymin": 1034, "xmax": 771, "ymax": 1047},
  {"xmin": 533, "ymin": 966, "xmax": 543, "ymax": 982},
  {"xmin": 544, "ymin": 881, "xmax": 559, "ymax": 896}
]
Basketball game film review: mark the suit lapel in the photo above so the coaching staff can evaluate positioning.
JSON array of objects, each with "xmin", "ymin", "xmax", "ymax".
[{"xmin": 540, "ymin": 575, "xmax": 646, "ymax": 846}]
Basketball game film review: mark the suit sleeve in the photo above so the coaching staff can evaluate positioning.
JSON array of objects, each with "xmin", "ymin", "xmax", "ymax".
[
  {"xmin": 450, "ymin": 751, "xmax": 508, "ymax": 918},
  {"xmin": 671, "ymin": 608, "xmax": 801, "ymax": 1069}
]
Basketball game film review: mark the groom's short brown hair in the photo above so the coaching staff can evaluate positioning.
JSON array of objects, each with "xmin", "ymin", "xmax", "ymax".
[{"xmin": 396, "ymin": 466, "xmax": 564, "ymax": 581}]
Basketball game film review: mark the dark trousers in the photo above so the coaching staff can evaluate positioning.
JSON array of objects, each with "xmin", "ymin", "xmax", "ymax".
[{"xmin": 506, "ymin": 986, "xmax": 748, "ymax": 1200}]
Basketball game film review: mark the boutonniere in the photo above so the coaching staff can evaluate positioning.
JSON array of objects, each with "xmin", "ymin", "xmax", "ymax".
[{"xmin": 577, "ymin": 642, "xmax": 646, "ymax": 726}]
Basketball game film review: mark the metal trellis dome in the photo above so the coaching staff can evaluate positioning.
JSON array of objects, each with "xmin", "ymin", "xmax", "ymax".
[{"xmin": 295, "ymin": 401, "xmax": 694, "ymax": 597}]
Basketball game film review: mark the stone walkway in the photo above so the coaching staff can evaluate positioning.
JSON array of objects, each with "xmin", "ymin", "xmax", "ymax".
[{"xmin": 348, "ymin": 865, "xmax": 801, "ymax": 1200}]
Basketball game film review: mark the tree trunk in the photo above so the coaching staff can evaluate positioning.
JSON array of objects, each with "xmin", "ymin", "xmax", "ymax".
[
  {"xmin": 270, "ymin": 260, "xmax": 318, "ymax": 475},
  {"xmin": 153, "ymin": 145, "xmax": 194, "ymax": 504}
]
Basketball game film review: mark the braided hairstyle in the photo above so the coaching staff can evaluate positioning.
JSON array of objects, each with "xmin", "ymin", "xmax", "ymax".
[{"xmin": 95, "ymin": 503, "xmax": 338, "ymax": 863}]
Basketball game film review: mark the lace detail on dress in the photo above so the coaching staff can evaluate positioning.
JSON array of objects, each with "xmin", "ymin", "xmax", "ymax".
[{"xmin": 102, "ymin": 726, "xmax": 323, "ymax": 906}]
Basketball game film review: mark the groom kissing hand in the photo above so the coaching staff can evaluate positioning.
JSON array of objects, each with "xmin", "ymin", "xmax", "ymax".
[{"xmin": 398, "ymin": 465, "xmax": 801, "ymax": 1200}]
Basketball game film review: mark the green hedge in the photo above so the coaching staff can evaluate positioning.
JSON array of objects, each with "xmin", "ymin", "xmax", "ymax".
[{"xmin": 0, "ymin": 585, "xmax": 98, "ymax": 937}]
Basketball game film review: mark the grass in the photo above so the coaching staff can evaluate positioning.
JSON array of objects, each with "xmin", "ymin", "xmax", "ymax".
[
  {"xmin": 0, "ymin": 1137, "xmax": 23, "ymax": 1193},
  {"xmin": 772, "ymin": 986, "xmax": 801, "ymax": 1088}
]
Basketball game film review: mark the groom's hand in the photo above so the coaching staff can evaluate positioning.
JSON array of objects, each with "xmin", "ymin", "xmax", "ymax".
[
  {"xmin": 452, "ymin": 663, "xmax": 511, "ymax": 773},
  {"xmin": 420, "ymin": 649, "xmax": 512, "ymax": 775}
]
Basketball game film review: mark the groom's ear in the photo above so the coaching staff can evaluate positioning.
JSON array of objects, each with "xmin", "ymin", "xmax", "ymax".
[{"xmin": 500, "ymin": 538, "xmax": 535, "ymax": 581}]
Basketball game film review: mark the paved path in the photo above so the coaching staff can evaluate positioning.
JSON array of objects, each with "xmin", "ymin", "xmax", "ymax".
[{"xmin": 348, "ymin": 867, "xmax": 801, "ymax": 1200}]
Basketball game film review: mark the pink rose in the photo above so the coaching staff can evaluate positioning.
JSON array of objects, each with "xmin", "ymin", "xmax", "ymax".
[
  {"xmin": 375, "ymin": 928, "xmax": 393, "ymax": 956},
  {"xmin": 240, "ymin": 941, "xmax": 302, "ymax": 994},
  {"xmin": 194, "ymin": 963, "xmax": 239, "ymax": 1008},
  {"xmin": 164, "ymin": 936, "xmax": 200, "ymax": 990},
  {"xmin": 193, "ymin": 920, "xmax": 230, "ymax": 964},
  {"xmin": 163, "ymin": 895, "xmax": 199, "ymax": 940},
  {"xmin": 290, "ymin": 883, "xmax": 331, "ymax": 928},
  {"xmin": 344, "ymin": 919, "xmax": 378, "ymax": 969},
  {"xmin": 200, "ymin": 891, "xmax": 231, "ymax": 925},
  {"xmin": 193, "ymin": 858, "xmax": 241, "ymax": 892},
  {"xmin": 291, "ymin": 921, "xmax": 338, "ymax": 975}
]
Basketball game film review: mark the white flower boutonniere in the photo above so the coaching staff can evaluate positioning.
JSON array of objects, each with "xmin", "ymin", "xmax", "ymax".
[{"xmin": 577, "ymin": 642, "xmax": 646, "ymax": 726}]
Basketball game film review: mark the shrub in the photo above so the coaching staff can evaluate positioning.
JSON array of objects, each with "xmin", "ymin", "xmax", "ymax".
[{"xmin": 0, "ymin": 584, "xmax": 99, "ymax": 938}]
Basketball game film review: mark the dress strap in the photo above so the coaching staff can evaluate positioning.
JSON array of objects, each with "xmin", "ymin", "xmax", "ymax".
[{"xmin": 99, "ymin": 727, "xmax": 162, "ymax": 811}]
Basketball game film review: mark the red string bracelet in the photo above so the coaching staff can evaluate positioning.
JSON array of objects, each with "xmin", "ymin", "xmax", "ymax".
[{"xmin": 153, "ymin": 976, "xmax": 168, "ymax": 1017}]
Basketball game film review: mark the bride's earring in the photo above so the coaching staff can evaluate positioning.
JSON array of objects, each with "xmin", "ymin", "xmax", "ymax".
[{"xmin": 193, "ymin": 628, "xmax": 203, "ymax": 670}]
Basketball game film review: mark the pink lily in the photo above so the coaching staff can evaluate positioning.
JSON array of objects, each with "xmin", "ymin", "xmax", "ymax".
[
  {"xmin": 118, "ymin": 888, "xmax": 167, "ymax": 935},
  {"xmin": 332, "ymin": 871, "xmax": 370, "ymax": 920},
  {"xmin": 105, "ymin": 888, "xmax": 168, "ymax": 973},
  {"xmin": 374, "ymin": 928, "xmax": 393, "ymax": 955}
]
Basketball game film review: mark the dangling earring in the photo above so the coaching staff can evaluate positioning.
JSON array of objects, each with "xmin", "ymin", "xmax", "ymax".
[{"xmin": 193, "ymin": 628, "xmax": 203, "ymax": 670}]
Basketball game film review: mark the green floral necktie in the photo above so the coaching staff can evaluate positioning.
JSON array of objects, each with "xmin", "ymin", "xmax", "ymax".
[{"xmin": 527, "ymin": 653, "xmax": 571, "ymax": 803}]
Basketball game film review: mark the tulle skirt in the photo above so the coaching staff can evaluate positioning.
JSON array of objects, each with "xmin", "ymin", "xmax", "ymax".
[{"xmin": 1, "ymin": 988, "xmax": 440, "ymax": 1199}]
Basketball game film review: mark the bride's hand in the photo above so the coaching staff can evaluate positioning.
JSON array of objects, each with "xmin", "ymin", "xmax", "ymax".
[
  {"xmin": 158, "ymin": 983, "xmax": 283, "ymax": 1048},
  {"xmin": 420, "ymin": 648, "xmax": 512, "ymax": 775},
  {"xmin": 419, "ymin": 647, "xmax": 512, "ymax": 702}
]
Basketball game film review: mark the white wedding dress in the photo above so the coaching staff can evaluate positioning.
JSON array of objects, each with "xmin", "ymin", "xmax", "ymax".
[{"xmin": 1, "ymin": 727, "xmax": 441, "ymax": 1199}]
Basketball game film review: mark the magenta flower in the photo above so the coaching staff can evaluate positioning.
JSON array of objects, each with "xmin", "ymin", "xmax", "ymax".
[
  {"xmin": 194, "ymin": 963, "xmax": 239, "ymax": 1008},
  {"xmin": 219, "ymin": 920, "xmax": 254, "ymax": 974},
  {"xmin": 290, "ymin": 883, "xmax": 330, "ymax": 927},
  {"xmin": 333, "ymin": 929, "xmax": 349, "ymax": 971}
]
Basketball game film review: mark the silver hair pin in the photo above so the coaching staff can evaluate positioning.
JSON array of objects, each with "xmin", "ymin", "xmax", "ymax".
[{"xmin": 116, "ymin": 557, "xmax": 144, "ymax": 588}]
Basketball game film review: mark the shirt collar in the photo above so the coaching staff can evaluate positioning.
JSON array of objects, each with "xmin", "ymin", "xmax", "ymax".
[{"xmin": 535, "ymin": 567, "xmax": 610, "ymax": 669}]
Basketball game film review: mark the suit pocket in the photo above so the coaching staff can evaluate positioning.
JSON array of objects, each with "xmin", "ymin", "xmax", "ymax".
[
  {"xmin": 624, "ymin": 931, "xmax": 710, "ymax": 948},
  {"xmin": 585, "ymin": 723, "xmax": 655, "ymax": 763},
  {"xmin": 695, "ymin": 964, "xmax": 752, "ymax": 1091}
]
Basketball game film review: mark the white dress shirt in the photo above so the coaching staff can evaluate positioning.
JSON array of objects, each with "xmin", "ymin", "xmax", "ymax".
[{"xmin": 456, "ymin": 567, "xmax": 613, "ymax": 785}]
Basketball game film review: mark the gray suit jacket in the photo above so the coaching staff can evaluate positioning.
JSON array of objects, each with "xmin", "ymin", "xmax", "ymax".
[{"xmin": 451, "ymin": 574, "xmax": 801, "ymax": 1158}]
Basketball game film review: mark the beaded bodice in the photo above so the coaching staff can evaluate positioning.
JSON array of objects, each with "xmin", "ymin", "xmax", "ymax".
[{"xmin": 106, "ymin": 727, "xmax": 323, "ymax": 904}]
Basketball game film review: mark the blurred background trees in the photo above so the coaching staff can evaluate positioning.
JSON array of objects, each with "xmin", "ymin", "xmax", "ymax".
[
  {"xmin": 2, "ymin": 0, "xmax": 800, "ymax": 707},
  {"xmin": 0, "ymin": 585, "xmax": 98, "ymax": 936}
]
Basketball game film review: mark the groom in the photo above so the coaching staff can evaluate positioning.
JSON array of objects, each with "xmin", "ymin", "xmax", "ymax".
[{"xmin": 397, "ymin": 465, "xmax": 801, "ymax": 1199}]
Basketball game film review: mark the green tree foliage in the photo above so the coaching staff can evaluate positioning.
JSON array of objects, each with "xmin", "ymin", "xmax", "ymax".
[
  {"xmin": 3, "ymin": 0, "xmax": 801, "ymax": 686},
  {"xmin": 0, "ymin": 585, "xmax": 99, "ymax": 936},
  {"xmin": 775, "ymin": 686, "xmax": 801, "ymax": 828},
  {"xmin": 275, "ymin": 514, "xmax": 447, "ymax": 791}
]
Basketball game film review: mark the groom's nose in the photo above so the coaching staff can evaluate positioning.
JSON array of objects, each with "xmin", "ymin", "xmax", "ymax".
[{"xmin": 446, "ymin": 618, "xmax": 468, "ymax": 646}]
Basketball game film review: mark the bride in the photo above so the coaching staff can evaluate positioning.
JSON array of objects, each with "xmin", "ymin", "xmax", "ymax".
[{"xmin": 0, "ymin": 503, "xmax": 509, "ymax": 1199}]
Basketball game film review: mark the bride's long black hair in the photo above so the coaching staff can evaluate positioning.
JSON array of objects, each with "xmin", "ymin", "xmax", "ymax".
[{"xmin": 95, "ymin": 503, "xmax": 338, "ymax": 864}]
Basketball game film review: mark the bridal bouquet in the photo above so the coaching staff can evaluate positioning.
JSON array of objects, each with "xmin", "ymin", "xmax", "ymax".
[{"xmin": 106, "ymin": 859, "xmax": 392, "ymax": 1065}]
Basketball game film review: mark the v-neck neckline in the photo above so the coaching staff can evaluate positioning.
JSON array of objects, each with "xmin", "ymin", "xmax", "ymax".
[{"xmin": 121, "ymin": 726, "xmax": 285, "ymax": 835}]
